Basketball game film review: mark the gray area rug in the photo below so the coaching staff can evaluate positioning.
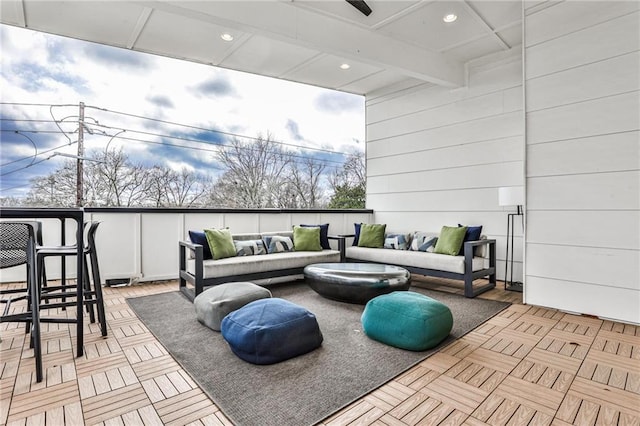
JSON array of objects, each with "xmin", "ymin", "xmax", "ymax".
[{"xmin": 127, "ymin": 283, "xmax": 509, "ymax": 426}]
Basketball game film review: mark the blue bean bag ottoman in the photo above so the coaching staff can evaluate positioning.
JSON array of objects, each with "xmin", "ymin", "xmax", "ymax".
[
  {"xmin": 221, "ymin": 298, "xmax": 323, "ymax": 364},
  {"xmin": 361, "ymin": 291, "xmax": 453, "ymax": 351},
  {"xmin": 194, "ymin": 282, "xmax": 272, "ymax": 331}
]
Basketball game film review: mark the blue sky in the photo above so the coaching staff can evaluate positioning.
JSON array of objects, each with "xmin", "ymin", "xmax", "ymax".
[{"xmin": 0, "ymin": 24, "xmax": 365, "ymax": 197}]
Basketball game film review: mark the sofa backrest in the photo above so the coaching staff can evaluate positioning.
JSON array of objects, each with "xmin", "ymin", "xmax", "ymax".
[
  {"xmin": 231, "ymin": 233, "xmax": 262, "ymax": 242},
  {"xmin": 259, "ymin": 231, "xmax": 294, "ymax": 239}
]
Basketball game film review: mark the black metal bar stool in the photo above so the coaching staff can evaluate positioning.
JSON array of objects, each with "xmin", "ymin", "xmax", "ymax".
[
  {"xmin": 37, "ymin": 221, "xmax": 107, "ymax": 337},
  {"xmin": 0, "ymin": 221, "xmax": 43, "ymax": 382}
]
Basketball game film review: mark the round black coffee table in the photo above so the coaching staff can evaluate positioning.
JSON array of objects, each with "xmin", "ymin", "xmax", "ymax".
[{"xmin": 303, "ymin": 263, "xmax": 411, "ymax": 304}]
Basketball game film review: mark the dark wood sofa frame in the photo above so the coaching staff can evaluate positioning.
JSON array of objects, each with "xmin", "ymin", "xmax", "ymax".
[
  {"xmin": 179, "ymin": 236, "xmax": 495, "ymax": 301},
  {"xmin": 345, "ymin": 239, "xmax": 497, "ymax": 298},
  {"xmin": 178, "ymin": 236, "xmax": 346, "ymax": 301}
]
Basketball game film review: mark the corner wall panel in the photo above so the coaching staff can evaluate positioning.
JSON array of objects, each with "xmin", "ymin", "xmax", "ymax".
[{"xmin": 524, "ymin": 2, "xmax": 640, "ymax": 324}]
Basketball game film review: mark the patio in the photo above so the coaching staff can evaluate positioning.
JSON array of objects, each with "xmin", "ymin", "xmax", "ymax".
[
  {"xmin": 2, "ymin": 277, "xmax": 638, "ymax": 425},
  {"xmin": 0, "ymin": 0, "xmax": 639, "ymax": 424}
]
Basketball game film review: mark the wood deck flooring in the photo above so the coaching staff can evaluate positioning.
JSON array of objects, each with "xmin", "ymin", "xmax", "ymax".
[{"xmin": 1, "ymin": 278, "xmax": 638, "ymax": 426}]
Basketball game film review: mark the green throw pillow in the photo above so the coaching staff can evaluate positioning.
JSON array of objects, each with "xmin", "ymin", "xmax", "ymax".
[
  {"xmin": 204, "ymin": 228, "xmax": 236, "ymax": 260},
  {"xmin": 357, "ymin": 223, "xmax": 386, "ymax": 248},
  {"xmin": 434, "ymin": 226, "xmax": 467, "ymax": 256},
  {"xmin": 293, "ymin": 226, "xmax": 322, "ymax": 251}
]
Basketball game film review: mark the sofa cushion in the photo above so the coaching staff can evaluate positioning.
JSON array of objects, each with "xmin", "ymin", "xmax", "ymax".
[
  {"xmin": 205, "ymin": 228, "xmax": 236, "ymax": 260},
  {"xmin": 189, "ymin": 230, "xmax": 213, "ymax": 260},
  {"xmin": 352, "ymin": 223, "xmax": 362, "ymax": 246},
  {"xmin": 409, "ymin": 232, "xmax": 439, "ymax": 252},
  {"xmin": 346, "ymin": 246, "xmax": 485, "ymax": 275},
  {"xmin": 234, "ymin": 239, "xmax": 267, "ymax": 256},
  {"xmin": 301, "ymin": 223, "xmax": 330, "ymax": 250},
  {"xmin": 264, "ymin": 235, "xmax": 294, "ymax": 253},
  {"xmin": 384, "ymin": 232, "xmax": 411, "ymax": 250},
  {"xmin": 434, "ymin": 226, "xmax": 467, "ymax": 256},
  {"xmin": 188, "ymin": 249, "xmax": 342, "ymax": 279},
  {"xmin": 293, "ymin": 226, "xmax": 322, "ymax": 251},
  {"xmin": 358, "ymin": 223, "xmax": 386, "ymax": 248},
  {"xmin": 458, "ymin": 224, "xmax": 483, "ymax": 255}
]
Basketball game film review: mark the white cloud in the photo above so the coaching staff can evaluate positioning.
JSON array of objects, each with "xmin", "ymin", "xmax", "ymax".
[
  {"xmin": 166, "ymin": 160, "xmax": 196, "ymax": 173},
  {"xmin": 0, "ymin": 24, "xmax": 365, "ymax": 197}
]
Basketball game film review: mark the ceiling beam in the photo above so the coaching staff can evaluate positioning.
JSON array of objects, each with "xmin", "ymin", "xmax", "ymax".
[
  {"xmin": 11, "ymin": 0, "xmax": 26, "ymax": 27},
  {"xmin": 462, "ymin": 1, "xmax": 510, "ymax": 50},
  {"xmin": 143, "ymin": 1, "xmax": 464, "ymax": 87},
  {"xmin": 127, "ymin": 7, "xmax": 153, "ymax": 49}
]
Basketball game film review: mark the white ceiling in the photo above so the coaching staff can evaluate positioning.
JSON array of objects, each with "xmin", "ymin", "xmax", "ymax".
[{"xmin": 0, "ymin": 0, "xmax": 522, "ymax": 95}]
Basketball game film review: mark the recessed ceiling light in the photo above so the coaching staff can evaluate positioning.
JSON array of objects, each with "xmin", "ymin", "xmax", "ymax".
[
  {"xmin": 340, "ymin": 63, "xmax": 351, "ymax": 70},
  {"xmin": 443, "ymin": 13, "xmax": 457, "ymax": 23},
  {"xmin": 220, "ymin": 33, "xmax": 234, "ymax": 41}
]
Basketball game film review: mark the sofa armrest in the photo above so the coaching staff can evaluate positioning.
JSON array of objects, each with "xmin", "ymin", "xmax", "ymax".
[
  {"xmin": 179, "ymin": 240, "xmax": 204, "ymax": 292},
  {"xmin": 463, "ymin": 239, "xmax": 496, "ymax": 269},
  {"xmin": 179, "ymin": 239, "xmax": 201, "ymax": 253},
  {"xmin": 327, "ymin": 235, "xmax": 346, "ymax": 262}
]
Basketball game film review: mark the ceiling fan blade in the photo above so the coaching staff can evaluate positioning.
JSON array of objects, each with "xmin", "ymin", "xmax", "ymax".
[{"xmin": 346, "ymin": 0, "xmax": 372, "ymax": 16}]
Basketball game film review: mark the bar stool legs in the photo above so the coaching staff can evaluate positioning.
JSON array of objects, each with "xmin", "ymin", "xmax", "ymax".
[
  {"xmin": 37, "ymin": 221, "xmax": 107, "ymax": 338},
  {"xmin": 0, "ymin": 222, "xmax": 43, "ymax": 382}
]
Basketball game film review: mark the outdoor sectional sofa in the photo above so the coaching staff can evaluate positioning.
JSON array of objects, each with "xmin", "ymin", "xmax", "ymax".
[
  {"xmin": 179, "ymin": 231, "xmax": 344, "ymax": 301},
  {"xmin": 179, "ymin": 227, "xmax": 496, "ymax": 301},
  {"xmin": 344, "ymin": 230, "xmax": 496, "ymax": 298}
]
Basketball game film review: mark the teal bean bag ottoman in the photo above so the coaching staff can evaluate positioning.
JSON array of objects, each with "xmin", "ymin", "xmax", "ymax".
[
  {"xmin": 221, "ymin": 298, "xmax": 323, "ymax": 364},
  {"xmin": 361, "ymin": 291, "xmax": 453, "ymax": 351}
]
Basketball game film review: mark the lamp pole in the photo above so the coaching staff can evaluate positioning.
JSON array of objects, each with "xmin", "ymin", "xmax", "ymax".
[{"xmin": 76, "ymin": 102, "xmax": 85, "ymax": 207}]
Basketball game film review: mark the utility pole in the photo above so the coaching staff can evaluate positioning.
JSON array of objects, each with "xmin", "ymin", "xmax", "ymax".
[{"xmin": 76, "ymin": 101, "xmax": 85, "ymax": 207}]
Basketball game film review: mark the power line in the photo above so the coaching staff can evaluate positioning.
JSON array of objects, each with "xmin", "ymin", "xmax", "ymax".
[
  {"xmin": 1, "ymin": 102, "xmax": 360, "ymax": 191},
  {"xmin": 84, "ymin": 104, "xmax": 348, "ymax": 157},
  {"xmin": 0, "ymin": 102, "xmax": 76, "ymax": 108},
  {"xmin": 3, "ymin": 103, "xmax": 358, "ymax": 162},
  {"xmin": 0, "ymin": 129, "xmax": 72, "ymax": 135},
  {"xmin": 0, "ymin": 118, "xmax": 59, "ymax": 124},
  {"xmin": 83, "ymin": 123, "xmax": 346, "ymax": 167},
  {"xmin": 95, "ymin": 132, "xmax": 342, "ymax": 171},
  {"xmin": 0, "ymin": 124, "xmax": 344, "ymax": 176},
  {"xmin": 0, "ymin": 127, "xmax": 342, "ymax": 176},
  {"xmin": 0, "ymin": 182, "xmax": 33, "ymax": 192},
  {"xmin": 0, "ymin": 136, "xmax": 78, "ymax": 168}
]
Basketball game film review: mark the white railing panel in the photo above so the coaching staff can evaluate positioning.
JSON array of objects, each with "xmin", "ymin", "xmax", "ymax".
[
  {"xmin": 90, "ymin": 212, "xmax": 140, "ymax": 282},
  {"xmin": 183, "ymin": 213, "xmax": 224, "ymax": 240},
  {"xmin": 1, "ymin": 210, "xmax": 373, "ymax": 284},
  {"xmin": 141, "ymin": 213, "xmax": 183, "ymax": 282}
]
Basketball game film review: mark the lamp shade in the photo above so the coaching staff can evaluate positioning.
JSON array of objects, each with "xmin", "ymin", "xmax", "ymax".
[{"xmin": 498, "ymin": 186, "xmax": 524, "ymax": 206}]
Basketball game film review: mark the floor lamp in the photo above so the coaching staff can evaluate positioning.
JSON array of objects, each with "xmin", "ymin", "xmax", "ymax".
[{"xmin": 499, "ymin": 186, "xmax": 524, "ymax": 292}]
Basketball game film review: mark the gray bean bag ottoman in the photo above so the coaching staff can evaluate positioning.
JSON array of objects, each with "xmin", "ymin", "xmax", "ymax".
[{"xmin": 194, "ymin": 282, "xmax": 272, "ymax": 331}]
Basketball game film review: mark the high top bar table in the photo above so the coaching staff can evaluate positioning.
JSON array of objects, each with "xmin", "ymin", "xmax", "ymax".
[{"xmin": 0, "ymin": 207, "xmax": 85, "ymax": 357}]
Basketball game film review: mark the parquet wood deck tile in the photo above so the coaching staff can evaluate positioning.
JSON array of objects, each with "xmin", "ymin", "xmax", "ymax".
[
  {"xmin": 82, "ymin": 383, "xmax": 151, "ymax": 425},
  {"xmin": 2, "ymin": 280, "xmax": 640, "ymax": 425},
  {"xmin": 153, "ymin": 388, "xmax": 219, "ymax": 426}
]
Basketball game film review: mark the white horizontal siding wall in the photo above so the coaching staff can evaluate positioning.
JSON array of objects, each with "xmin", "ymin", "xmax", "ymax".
[
  {"xmin": 366, "ymin": 52, "xmax": 524, "ymax": 281},
  {"xmin": 524, "ymin": 1, "xmax": 640, "ymax": 324}
]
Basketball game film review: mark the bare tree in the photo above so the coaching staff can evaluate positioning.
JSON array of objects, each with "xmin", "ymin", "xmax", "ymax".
[
  {"xmin": 213, "ymin": 134, "xmax": 292, "ymax": 208},
  {"xmin": 20, "ymin": 137, "xmax": 340, "ymax": 209},
  {"xmin": 92, "ymin": 148, "xmax": 150, "ymax": 207},
  {"xmin": 148, "ymin": 166, "xmax": 210, "ymax": 207},
  {"xmin": 287, "ymin": 157, "xmax": 326, "ymax": 208},
  {"xmin": 25, "ymin": 162, "xmax": 76, "ymax": 206}
]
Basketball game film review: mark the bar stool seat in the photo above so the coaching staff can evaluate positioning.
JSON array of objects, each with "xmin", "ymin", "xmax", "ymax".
[
  {"xmin": 0, "ymin": 221, "xmax": 43, "ymax": 382},
  {"xmin": 37, "ymin": 221, "xmax": 107, "ymax": 336}
]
